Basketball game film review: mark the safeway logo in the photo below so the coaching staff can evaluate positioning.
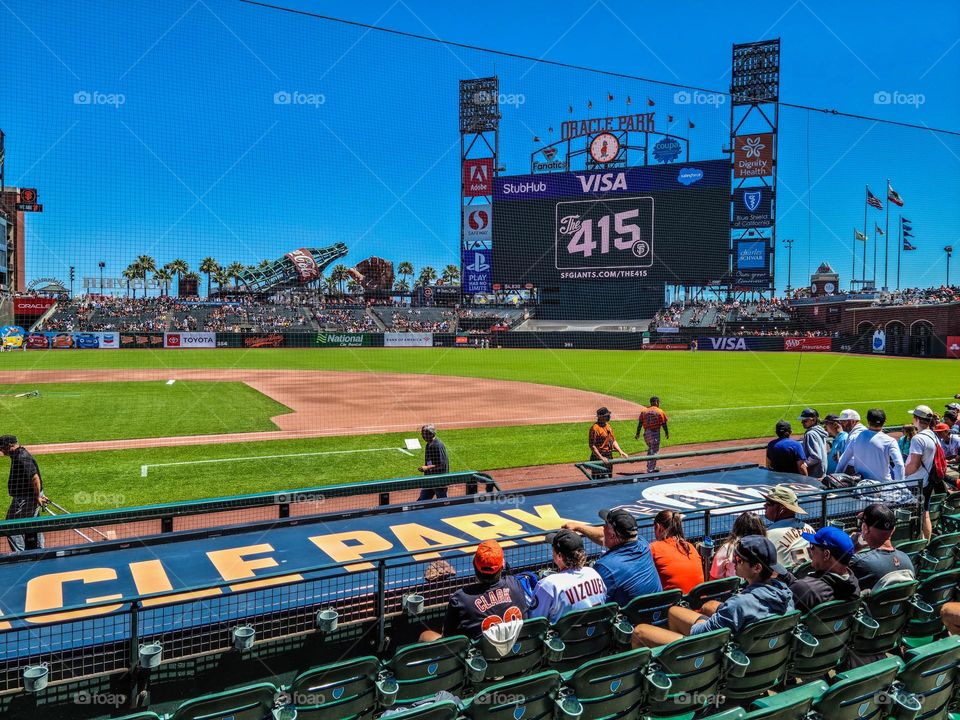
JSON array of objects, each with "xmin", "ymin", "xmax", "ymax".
[{"xmin": 467, "ymin": 209, "xmax": 489, "ymax": 231}]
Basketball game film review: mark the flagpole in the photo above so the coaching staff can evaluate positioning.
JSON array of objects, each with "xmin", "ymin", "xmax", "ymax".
[
  {"xmin": 884, "ymin": 178, "xmax": 890, "ymax": 290},
  {"xmin": 860, "ymin": 185, "xmax": 869, "ymax": 289},
  {"xmin": 872, "ymin": 227, "xmax": 877, "ymax": 288},
  {"xmin": 897, "ymin": 214, "xmax": 902, "ymax": 290}
]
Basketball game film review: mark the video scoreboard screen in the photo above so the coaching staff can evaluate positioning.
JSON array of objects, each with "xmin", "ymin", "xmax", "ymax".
[{"xmin": 492, "ymin": 159, "xmax": 730, "ymax": 319}]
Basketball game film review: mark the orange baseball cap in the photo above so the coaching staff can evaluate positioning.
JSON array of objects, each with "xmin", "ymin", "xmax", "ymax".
[{"xmin": 473, "ymin": 540, "xmax": 504, "ymax": 574}]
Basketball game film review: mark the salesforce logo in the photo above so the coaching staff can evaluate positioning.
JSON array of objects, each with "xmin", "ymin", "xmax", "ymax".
[
  {"xmin": 502, "ymin": 181, "xmax": 547, "ymax": 195},
  {"xmin": 677, "ymin": 168, "xmax": 703, "ymax": 186}
]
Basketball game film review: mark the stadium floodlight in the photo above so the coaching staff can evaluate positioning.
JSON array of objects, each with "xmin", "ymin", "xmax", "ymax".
[{"xmin": 232, "ymin": 625, "xmax": 256, "ymax": 651}]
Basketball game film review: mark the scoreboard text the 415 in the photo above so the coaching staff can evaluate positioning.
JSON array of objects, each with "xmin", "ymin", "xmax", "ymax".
[{"xmin": 555, "ymin": 196, "xmax": 654, "ymax": 278}]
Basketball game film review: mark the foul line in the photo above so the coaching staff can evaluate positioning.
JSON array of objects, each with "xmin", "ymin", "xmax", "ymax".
[{"xmin": 140, "ymin": 446, "xmax": 411, "ymax": 477}]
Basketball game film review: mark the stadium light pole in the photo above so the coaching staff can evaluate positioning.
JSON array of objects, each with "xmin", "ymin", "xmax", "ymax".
[
  {"xmin": 947, "ymin": 246, "xmax": 953, "ymax": 286},
  {"xmin": 98, "ymin": 261, "xmax": 105, "ymax": 296},
  {"xmin": 782, "ymin": 238, "xmax": 794, "ymax": 294}
]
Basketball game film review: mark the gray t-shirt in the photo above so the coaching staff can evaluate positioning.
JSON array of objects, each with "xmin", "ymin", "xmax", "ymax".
[
  {"xmin": 905, "ymin": 429, "xmax": 938, "ymax": 486},
  {"xmin": 849, "ymin": 547, "xmax": 915, "ymax": 591}
]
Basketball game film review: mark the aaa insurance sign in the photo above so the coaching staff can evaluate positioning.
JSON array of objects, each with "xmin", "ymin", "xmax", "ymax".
[{"xmin": 463, "ymin": 158, "xmax": 493, "ymax": 197}]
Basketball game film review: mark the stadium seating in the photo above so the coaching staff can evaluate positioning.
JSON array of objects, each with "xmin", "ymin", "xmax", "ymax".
[
  {"xmin": 545, "ymin": 602, "xmax": 625, "ymax": 672},
  {"xmin": 851, "ymin": 581, "xmax": 920, "ymax": 657},
  {"xmin": 474, "ymin": 616, "xmax": 549, "ymax": 683},
  {"xmin": 384, "ymin": 636, "xmax": 473, "ymax": 704},
  {"xmin": 916, "ymin": 531, "xmax": 960, "ymax": 575},
  {"xmin": 894, "ymin": 537, "xmax": 929, "ymax": 565},
  {"xmin": 723, "ymin": 611, "xmax": 803, "ymax": 701},
  {"xmin": 903, "ymin": 568, "xmax": 960, "ymax": 645},
  {"xmin": 287, "ymin": 655, "xmax": 380, "ymax": 720},
  {"xmin": 680, "ymin": 577, "xmax": 741, "ymax": 610},
  {"xmin": 562, "ymin": 647, "xmax": 654, "ymax": 719},
  {"xmin": 462, "ymin": 670, "xmax": 562, "ymax": 720},
  {"xmin": 810, "ymin": 657, "xmax": 906, "ymax": 720},
  {"xmin": 790, "ymin": 598, "xmax": 859, "ymax": 680},
  {"xmin": 382, "ymin": 700, "xmax": 461, "ymax": 720},
  {"xmin": 748, "ymin": 679, "xmax": 828, "ymax": 720},
  {"xmin": 620, "ymin": 589, "xmax": 682, "ymax": 628},
  {"xmin": 898, "ymin": 635, "xmax": 960, "ymax": 720},
  {"xmin": 645, "ymin": 628, "xmax": 731, "ymax": 717},
  {"xmin": 168, "ymin": 682, "xmax": 280, "ymax": 720}
]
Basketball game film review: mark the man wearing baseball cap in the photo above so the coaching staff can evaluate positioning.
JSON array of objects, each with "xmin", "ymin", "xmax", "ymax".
[
  {"xmin": 632, "ymin": 535, "xmax": 793, "ymax": 648},
  {"xmin": 1, "ymin": 435, "xmax": 47, "ymax": 552},
  {"xmin": 838, "ymin": 409, "xmax": 867, "ymax": 445},
  {"xmin": 588, "ymin": 408, "xmax": 629, "ymax": 480},
  {"xmin": 934, "ymin": 422, "xmax": 960, "ymax": 487},
  {"xmin": 836, "ymin": 409, "xmax": 905, "ymax": 486},
  {"xmin": 420, "ymin": 539, "xmax": 527, "ymax": 641},
  {"xmin": 528, "ymin": 529, "xmax": 607, "ymax": 624},
  {"xmin": 798, "ymin": 409, "xmax": 829, "ymax": 479},
  {"xmin": 763, "ymin": 485, "xmax": 814, "ymax": 569},
  {"xmin": 779, "ymin": 527, "xmax": 859, "ymax": 613},
  {"xmin": 848, "ymin": 504, "xmax": 914, "ymax": 592},
  {"xmin": 563, "ymin": 508, "xmax": 661, "ymax": 606}
]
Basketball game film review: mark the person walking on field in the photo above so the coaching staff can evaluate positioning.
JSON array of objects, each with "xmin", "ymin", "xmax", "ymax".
[
  {"xmin": 589, "ymin": 407, "xmax": 629, "ymax": 479},
  {"xmin": 417, "ymin": 424, "xmax": 449, "ymax": 501},
  {"xmin": 636, "ymin": 396, "xmax": 669, "ymax": 473},
  {"xmin": 1, "ymin": 435, "xmax": 47, "ymax": 552}
]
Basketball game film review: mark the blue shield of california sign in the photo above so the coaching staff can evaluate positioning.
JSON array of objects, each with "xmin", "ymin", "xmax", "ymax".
[{"xmin": 732, "ymin": 187, "xmax": 772, "ymax": 229}]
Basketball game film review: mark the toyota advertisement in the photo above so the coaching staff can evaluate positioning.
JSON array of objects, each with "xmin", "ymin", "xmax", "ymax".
[
  {"xmin": 163, "ymin": 332, "xmax": 216, "ymax": 349},
  {"xmin": 492, "ymin": 159, "xmax": 730, "ymax": 319}
]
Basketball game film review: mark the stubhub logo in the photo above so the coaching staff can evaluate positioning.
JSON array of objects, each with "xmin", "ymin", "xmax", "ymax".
[
  {"xmin": 501, "ymin": 181, "xmax": 547, "ymax": 195},
  {"xmin": 678, "ymin": 168, "xmax": 703, "ymax": 185}
]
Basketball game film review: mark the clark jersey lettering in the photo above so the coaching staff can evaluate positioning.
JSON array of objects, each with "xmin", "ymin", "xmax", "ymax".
[
  {"xmin": 528, "ymin": 566, "xmax": 607, "ymax": 623},
  {"xmin": 442, "ymin": 576, "xmax": 527, "ymax": 638}
]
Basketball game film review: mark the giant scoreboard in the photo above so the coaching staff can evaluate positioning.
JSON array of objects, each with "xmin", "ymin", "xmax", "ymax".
[{"xmin": 492, "ymin": 159, "xmax": 730, "ymax": 319}]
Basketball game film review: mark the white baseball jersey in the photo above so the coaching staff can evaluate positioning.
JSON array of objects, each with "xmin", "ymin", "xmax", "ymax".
[{"xmin": 528, "ymin": 566, "xmax": 607, "ymax": 624}]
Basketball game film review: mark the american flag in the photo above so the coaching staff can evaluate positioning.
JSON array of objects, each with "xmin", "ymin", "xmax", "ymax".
[
  {"xmin": 866, "ymin": 188, "xmax": 883, "ymax": 210},
  {"xmin": 888, "ymin": 184, "xmax": 904, "ymax": 207}
]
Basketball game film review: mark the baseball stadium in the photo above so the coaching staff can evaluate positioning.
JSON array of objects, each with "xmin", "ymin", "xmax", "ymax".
[{"xmin": 1, "ymin": 3, "xmax": 960, "ymax": 720}]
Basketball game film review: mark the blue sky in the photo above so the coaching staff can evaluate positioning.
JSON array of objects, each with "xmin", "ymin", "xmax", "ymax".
[{"xmin": 2, "ymin": 0, "xmax": 958, "ymax": 295}]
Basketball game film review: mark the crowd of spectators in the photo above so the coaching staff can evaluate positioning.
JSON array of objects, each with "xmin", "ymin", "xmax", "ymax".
[
  {"xmin": 871, "ymin": 285, "xmax": 960, "ymax": 307},
  {"xmin": 313, "ymin": 308, "xmax": 377, "ymax": 332},
  {"xmin": 375, "ymin": 308, "xmax": 455, "ymax": 332}
]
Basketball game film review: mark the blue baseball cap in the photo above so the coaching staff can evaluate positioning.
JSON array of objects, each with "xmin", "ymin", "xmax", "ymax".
[{"xmin": 801, "ymin": 526, "xmax": 854, "ymax": 562}]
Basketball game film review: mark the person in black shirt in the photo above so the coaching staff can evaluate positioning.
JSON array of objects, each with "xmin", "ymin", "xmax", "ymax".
[
  {"xmin": 1, "ymin": 435, "xmax": 47, "ymax": 552},
  {"xmin": 420, "ymin": 540, "xmax": 527, "ymax": 641},
  {"xmin": 778, "ymin": 526, "xmax": 859, "ymax": 613},
  {"xmin": 417, "ymin": 425, "xmax": 449, "ymax": 501}
]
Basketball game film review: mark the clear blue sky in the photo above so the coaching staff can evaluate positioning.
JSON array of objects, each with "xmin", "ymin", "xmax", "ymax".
[{"xmin": 2, "ymin": 0, "xmax": 958, "ymax": 295}]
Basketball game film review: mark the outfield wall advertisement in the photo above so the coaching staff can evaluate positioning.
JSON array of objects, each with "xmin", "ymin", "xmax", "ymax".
[
  {"xmin": 164, "ymin": 332, "xmax": 216, "ymax": 349},
  {"xmin": 384, "ymin": 332, "xmax": 433, "ymax": 347}
]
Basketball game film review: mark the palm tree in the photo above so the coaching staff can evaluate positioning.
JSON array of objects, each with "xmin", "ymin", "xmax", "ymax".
[
  {"xmin": 122, "ymin": 265, "xmax": 138, "ymax": 299},
  {"xmin": 257, "ymin": 259, "xmax": 272, "ymax": 271},
  {"xmin": 324, "ymin": 276, "xmax": 338, "ymax": 296},
  {"xmin": 394, "ymin": 278, "xmax": 410, "ymax": 293},
  {"xmin": 199, "ymin": 257, "xmax": 220, "ymax": 298},
  {"xmin": 330, "ymin": 264, "xmax": 350, "ymax": 294},
  {"xmin": 167, "ymin": 259, "xmax": 189, "ymax": 295},
  {"xmin": 441, "ymin": 264, "xmax": 461, "ymax": 285},
  {"xmin": 417, "ymin": 266, "xmax": 437, "ymax": 288},
  {"xmin": 227, "ymin": 261, "xmax": 246, "ymax": 289},
  {"xmin": 154, "ymin": 267, "xmax": 173, "ymax": 297},
  {"xmin": 397, "ymin": 261, "xmax": 414, "ymax": 289},
  {"xmin": 213, "ymin": 267, "xmax": 230, "ymax": 296},
  {"xmin": 346, "ymin": 278, "xmax": 362, "ymax": 295},
  {"xmin": 135, "ymin": 255, "xmax": 157, "ymax": 296}
]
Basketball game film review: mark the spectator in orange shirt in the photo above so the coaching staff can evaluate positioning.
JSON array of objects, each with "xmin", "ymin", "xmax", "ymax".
[
  {"xmin": 636, "ymin": 396, "xmax": 669, "ymax": 473},
  {"xmin": 589, "ymin": 407, "xmax": 629, "ymax": 479},
  {"xmin": 649, "ymin": 510, "xmax": 704, "ymax": 593}
]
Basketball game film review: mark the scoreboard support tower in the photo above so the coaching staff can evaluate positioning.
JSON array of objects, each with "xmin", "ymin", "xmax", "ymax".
[{"xmin": 729, "ymin": 39, "xmax": 780, "ymax": 299}]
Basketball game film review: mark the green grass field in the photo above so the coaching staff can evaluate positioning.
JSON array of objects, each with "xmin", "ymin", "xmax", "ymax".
[
  {"xmin": 0, "ymin": 381, "xmax": 290, "ymax": 444},
  {"xmin": 1, "ymin": 348, "xmax": 955, "ymax": 510}
]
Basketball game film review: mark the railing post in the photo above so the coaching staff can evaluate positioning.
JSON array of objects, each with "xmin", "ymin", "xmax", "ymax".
[
  {"xmin": 379, "ymin": 492, "xmax": 390, "ymax": 506},
  {"xmin": 161, "ymin": 516, "xmax": 173, "ymax": 534},
  {"xmin": 820, "ymin": 493, "xmax": 828, "ymax": 527},
  {"xmin": 376, "ymin": 560, "xmax": 387, "ymax": 653},
  {"xmin": 129, "ymin": 601, "xmax": 140, "ymax": 669}
]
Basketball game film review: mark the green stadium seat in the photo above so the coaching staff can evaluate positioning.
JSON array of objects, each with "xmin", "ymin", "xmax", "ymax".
[
  {"xmin": 927, "ymin": 493, "xmax": 946, "ymax": 531},
  {"xmin": 463, "ymin": 670, "xmax": 562, "ymax": 720},
  {"xmin": 851, "ymin": 581, "xmax": 919, "ymax": 657},
  {"xmin": 287, "ymin": 655, "xmax": 380, "ymax": 720},
  {"xmin": 170, "ymin": 682, "xmax": 280, "ymax": 720},
  {"xmin": 790, "ymin": 561, "xmax": 813, "ymax": 579},
  {"xmin": 378, "ymin": 700, "xmax": 460, "ymax": 720},
  {"xmin": 723, "ymin": 611, "xmax": 802, "ymax": 702},
  {"xmin": 112, "ymin": 714, "xmax": 163, "ymax": 720},
  {"xmin": 811, "ymin": 657, "xmax": 908, "ymax": 720},
  {"xmin": 898, "ymin": 635, "xmax": 960, "ymax": 720},
  {"xmin": 903, "ymin": 569, "xmax": 960, "ymax": 645},
  {"xmin": 546, "ymin": 602, "xmax": 620, "ymax": 672},
  {"xmin": 937, "ymin": 512, "xmax": 960, "ymax": 535},
  {"xmin": 893, "ymin": 508, "xmax": 914, "ymax": 542},
  {"xmin": 562, "ymin": 647, "xmax": 654, "ymax": 720},
  {"xmin": 790, "ymin": 599, "xmax": 859, "ymax": 680},
  {"xmin": 701, "ymin": 710, "xmax": 747, "ymax": 720},
  {"xmin": 474, "ymin": 616, "xmax": 549, "ymax": 683},
  {"xmin": 620, "ymin": 589, "xmax": 683, "ymax": 628},
  {"xmin": 385, "ymin": 635, "xmax": 471, "ymax": 704},
  {"xmin": 747, "ymin": 678, "xmax": 828, "ymax": 720},
  {"xmin": 942, "ymin": 492, "xmax": 960, "ymax": 511},
  {"xmin": 917, "ymin": 532, "xmax": 960, "ymax": 576},
  {"xmin": 894, "ymin": 538, "xmax": 929, "ymax": 566},
  {"xmin": 681, "ymin": 577, "xmax": 741, "ymax": 610},
  {"xmin": 645, "ymin": 628, "xmax": 731, "ymax": 718}
]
